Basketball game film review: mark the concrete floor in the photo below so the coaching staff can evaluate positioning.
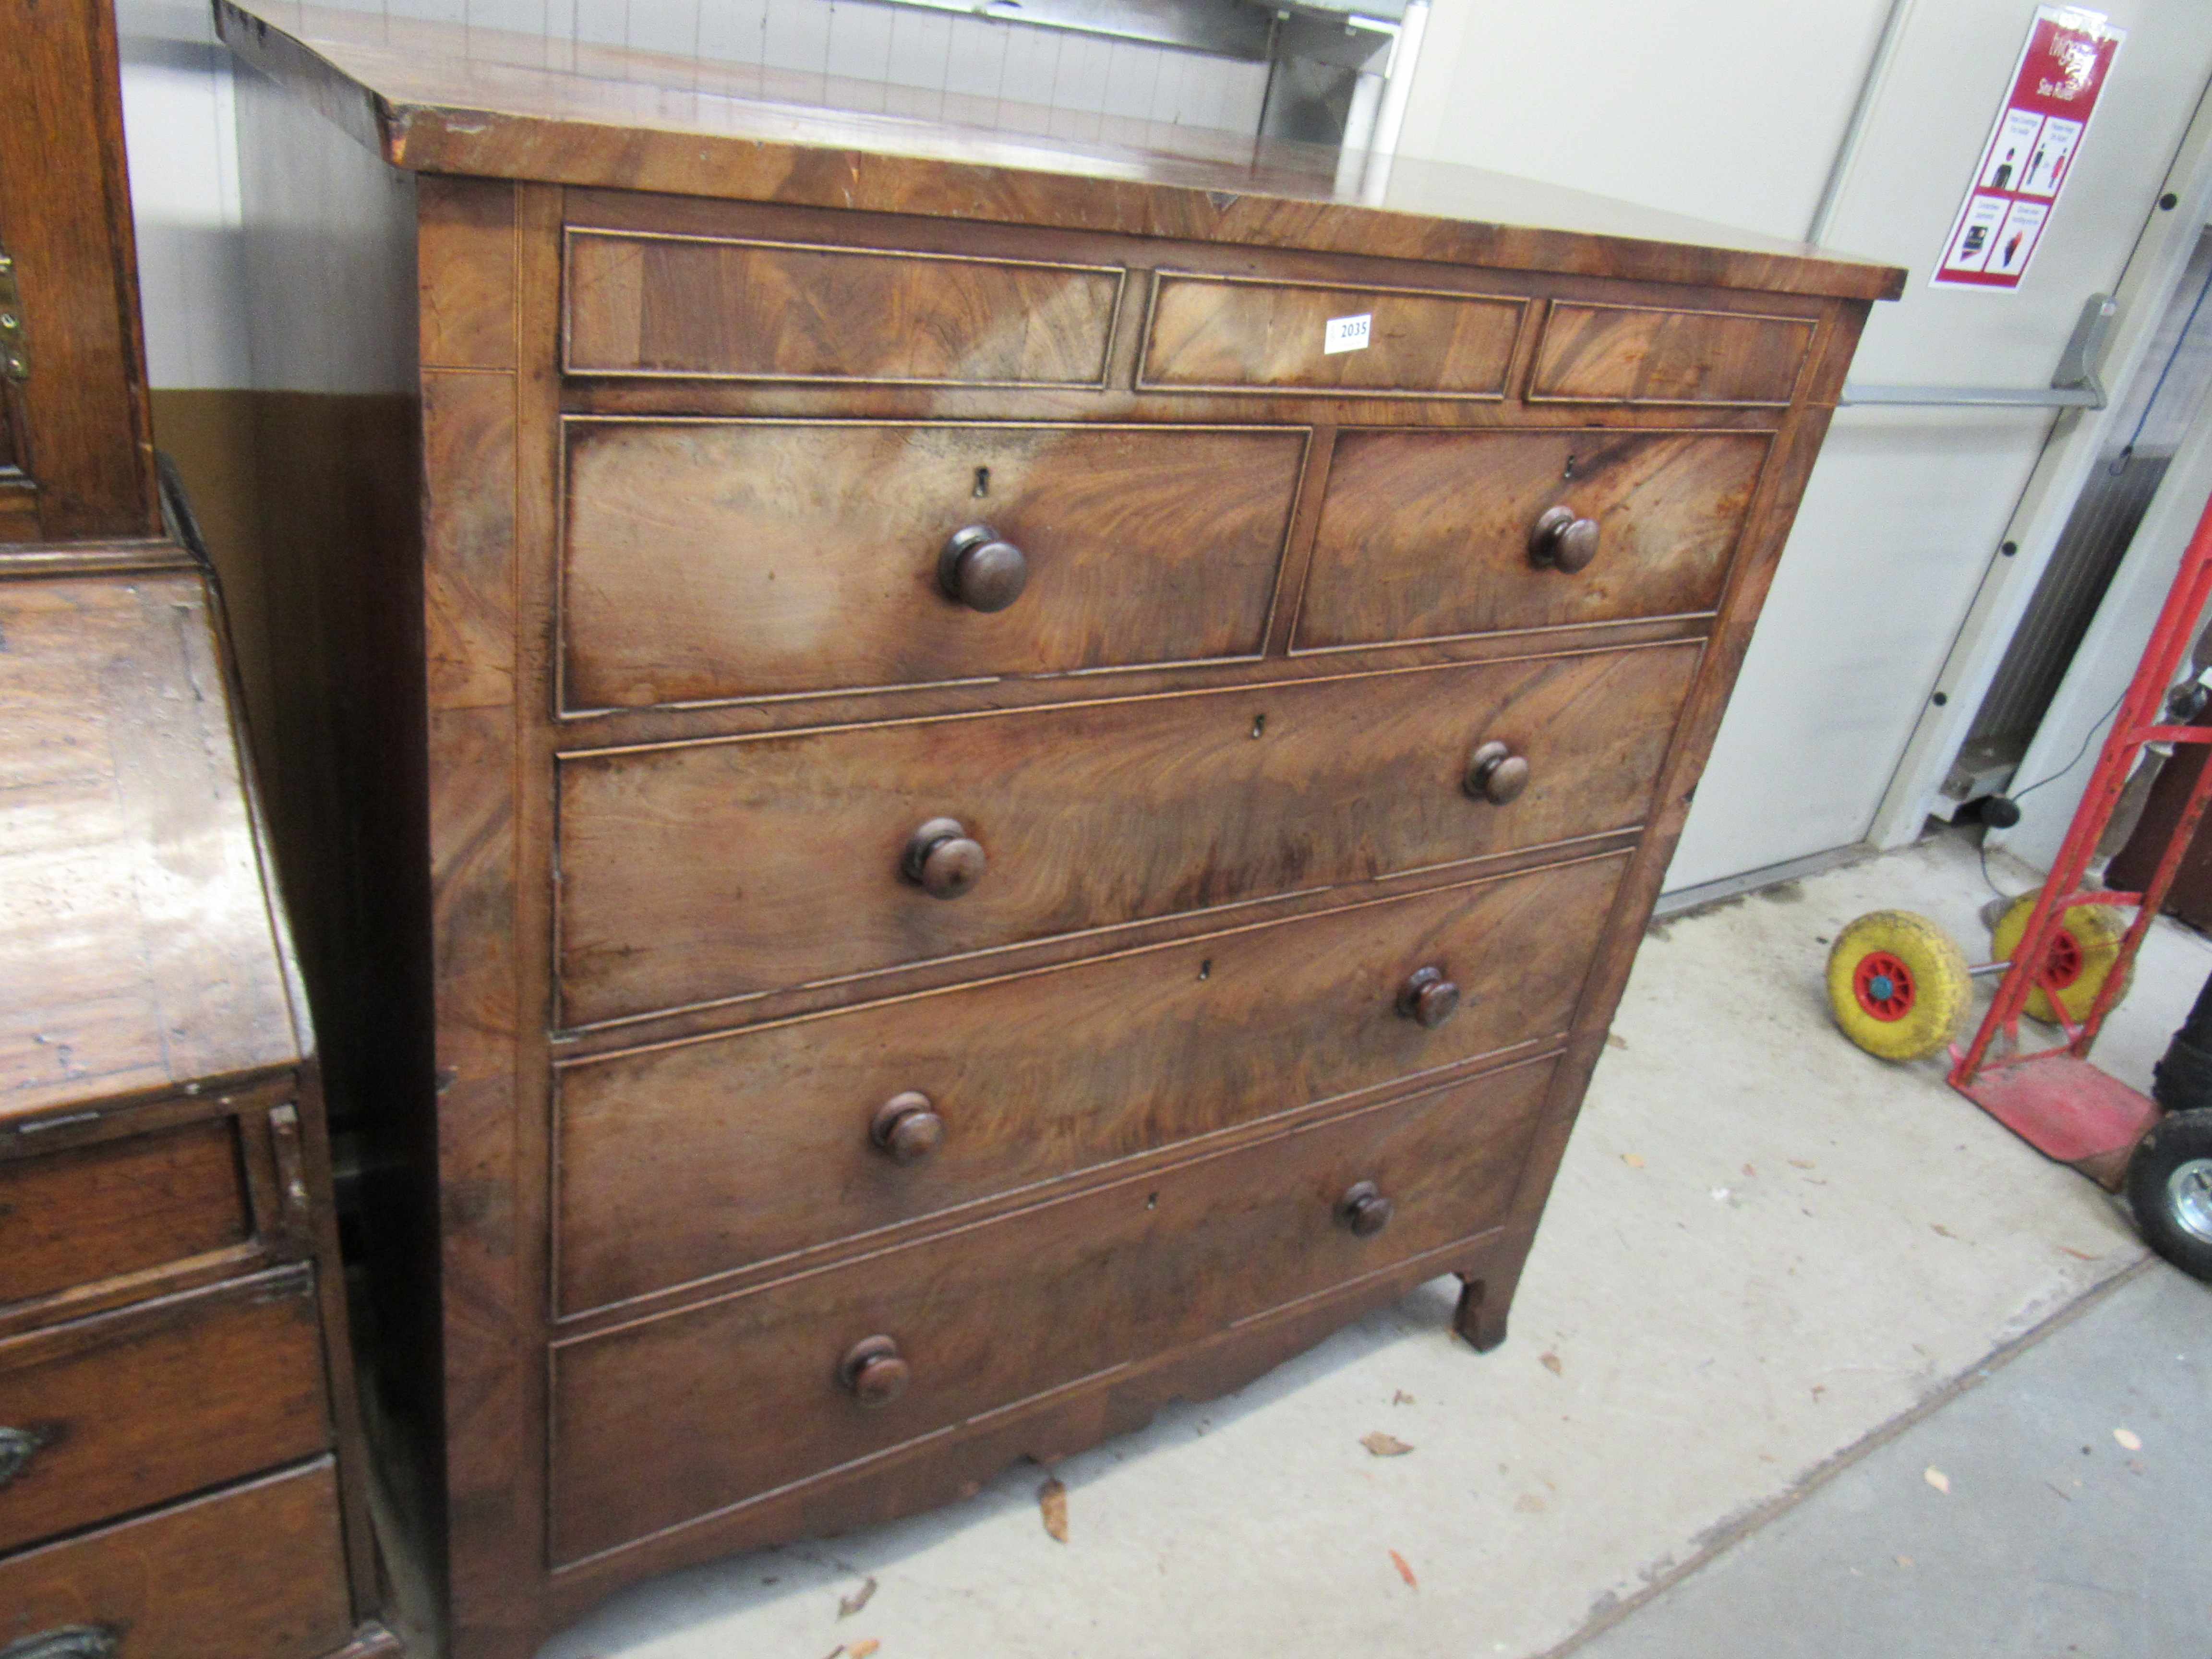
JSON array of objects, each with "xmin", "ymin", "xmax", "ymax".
[{"xmin": 539, "ymin": 832, "xmax": 2212, "ymax": 1659}]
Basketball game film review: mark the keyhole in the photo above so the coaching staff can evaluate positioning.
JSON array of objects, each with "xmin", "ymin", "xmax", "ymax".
[
  {"xmin": 1145, "ymin": 1192, "xmax": 1159, "ymax": 1210},
  {"xmin": 1250, "ymin": 713, "xmax": 1266, "ymax": 738},
  {"xmin": 1563, "ymin": 453, "xmax": 1578, "ymax": 481},
  {"xmin": 1198, "ymin": 958, "xmax": 1213, "ymax": 981},
  {"xmin": 973, "ymin": 466, "xmax": 990, "ymax": 497}
]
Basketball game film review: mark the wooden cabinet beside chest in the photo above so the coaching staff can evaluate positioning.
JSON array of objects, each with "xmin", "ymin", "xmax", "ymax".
[{"xmin": 218, "ymin": 7, "xmax": 1900, "ymax": 1652}]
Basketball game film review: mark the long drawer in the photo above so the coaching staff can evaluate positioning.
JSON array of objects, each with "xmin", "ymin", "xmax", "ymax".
[
  {"xmin": 561, "ymin": 419, "xmax": 1306, "ymax": 709},
  {"xmin": 1295, "ymin": 430, "xmax": 1768, "ymax": 649},
  {"xmin": 0, "ymin": 1268, "xmax": 330, "ymax": 1554},
  {"xmin": 550, "ymin": 1060, "xmax": 1554, "ymax": 1564},
  {"xmin": 0, "ymin": 1458, "xmax": 354, "ymax": 1659},
  {"xmin": 556, "ymin": 642, "xmax": 1697, "ymax": 1026},
  {"xmin": 556, "ymin": 852, "xmax": 1624, "ymax": 1312}
]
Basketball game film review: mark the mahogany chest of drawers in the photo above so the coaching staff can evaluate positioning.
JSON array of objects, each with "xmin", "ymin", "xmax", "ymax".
[{"xmin": 217, "ymin": 6, "xmax": 1902, "ymax": 1653}]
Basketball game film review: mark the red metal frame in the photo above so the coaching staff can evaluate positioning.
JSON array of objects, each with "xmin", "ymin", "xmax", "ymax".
[{"xmin": 1949, "ymin": 484, "xmax": 2212, "ymax": 1184}]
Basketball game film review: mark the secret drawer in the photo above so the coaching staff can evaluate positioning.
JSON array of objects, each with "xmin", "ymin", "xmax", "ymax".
[
  {"xmin": 563, "ymin": 228, "xmax": 1124, "ymax": 385},
  {"xmin": 1295, "ymin": 430, "xmax": 1768, "ymax": 649},
  {"xmin": 1136, "ymin": 272, "xmax": 1526, "ymax": 397},
  {"xmin": 560, "ymin": 419, "xmax": 1306, "ymax": 709},
  {"xmin": 0, "ymin": 1268, "xmax": 329, "ymax": 1554},
  {"xmin": 550, "ymin": 1059, "xmax": 1553, "ymax": 1563},
  {"xmin": 0, "ymin": 1459, "xmax": 354, "ymax": 1659},
  {"xmin": 556, "ymin": 852, "xmax": 1626, "ymax": 1312},
  {"xmin": 0, "ymin": 1118, "xmax": 250, "ymax": 1307},
  {"xmin": 555, "ymin": 643, "xmax": 1697, "ymax": 1026}
]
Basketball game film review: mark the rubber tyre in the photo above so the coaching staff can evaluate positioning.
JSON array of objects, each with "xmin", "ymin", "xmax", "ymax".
[
  {"xmin": 1825, "ymin": 910, "xmax": 1973, "ymax": 1062},
  {"xmin": 2124, "ymin": 1108, "xmax": 2212, "ymax": 1284},
  {"xmin": 1991, "ymin": 891, "xmax": 2131, "ymax": 1026}
]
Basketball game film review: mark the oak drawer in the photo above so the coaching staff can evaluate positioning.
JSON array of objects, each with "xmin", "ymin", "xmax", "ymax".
[
  {"xmin": 550, "ymin": 1060, "xmax": 1552, "ymax": 1563},
  {"xmin": 0, "ymin": 1118, "xmax": 249, "ymax": 1307},
  {"xmin": 1295, "ymin": 430, "xmax": 1768, "ymax": 649},
  {"xmin": 0, "ymin": 1268, "xmax": 329, "ymax": 1554},
  {"xmin": 555, "ymin": 643, "xmax": 1698, "ymax": 1026},
  {"xmin": 561, "ymin": 419, "xmax": 1306, "ymax": 709},
  {"xmin": 556, "ymin": 853, "xmax": 1625, "ymax": 1311},
  {"xmin": 0, "ymin": 1459, "xmax": 353, "ymax": 1659},
  {"xmin": 1528, "ymin": 299, "xmax": 1815, "ymax": 406},
  {"xmin": 1137, "ymin": 272, "xmax": 1525, "ymax": 397},
  {"xmin": 563, "ymin": 228, "xmax": 1123, "ymax": 385}
]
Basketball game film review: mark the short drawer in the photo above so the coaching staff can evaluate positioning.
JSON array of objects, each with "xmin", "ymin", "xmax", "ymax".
[
  {"xmin": 0, "ymin": 1118, "xmax": 249, "ymax": 1307},
  {"xmin": 556, "ymin": 852, "xmax": 1625, "ymax": 1311},
  {"xmin": 550, "ymin": 1059, "xmax": 1553, "ymax": 1563},
  {"xmin": 0, "ymin": 1268, "xmax": 329, "ymax": 1554},
  {"xmin": 563, "ymin": 228, "xmax": 1123, "ymax": 385},
  {"xmin": 1137, "ymin": 272, "xmax": 1525, "ymax": 397},
  {"xmin": 0, "ymin": 1460, "xmax": 352, "ymax": 1659},
  {"xmin": 1528, "ymin": 299, "xmax": 1815, "ymax": 406},
  {"xmin": 1294, "ymin": 430, "xmax": 1768, "ymax": 649},
  {"xmin": 555, "ymin": 643, "xmax": 1698, "ymax": 1026},
  {"xmin": 561, "ymin": 419, "xmax": 1306, "ymax": 709}
]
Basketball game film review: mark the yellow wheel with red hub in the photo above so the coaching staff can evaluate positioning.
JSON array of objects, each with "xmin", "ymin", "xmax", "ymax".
[
  {"xmin": 1991, "ymin": 890, "xmax": 2130, "ymax": 1026},
  {"xmin": 1826, "ymin": 910, "xmax": 1973, "ymax": 1062}
]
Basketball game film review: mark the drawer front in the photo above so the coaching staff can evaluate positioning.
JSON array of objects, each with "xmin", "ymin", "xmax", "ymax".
[
  {"xmin": 557, "ymin": 852, "xmax": 1625, "ymax": 1311},
  {"xmin": 551, "ymin": 1060, "xmax": 1553, "ymax": 1563},
  {"xmin": 1528, "ymin": 300, "xmax": 1814, "ymax": 406},
  {"xmin": 1295, "ymin": 431, "xmax": 1768, "ymax": 649},
  {"xmin": 556, "ymin": 644, "xmax": 1698, "ymax": 1026},
  {"xmin": 564, "ymin": 228, "xmax": 1123, "ymax": 385},
  {"xmin": 1137, "ymin": 273, "xmax": 1525, "ymax": 397},
  {"xmin": 0, "ymin": 1269, "xmax": 329, "ymax": 1554},
  {"xmin": 562, "ymin": 420, "xmax": 1306, "ymax": 709},
  {"xmin": 0, "ymin": 1119, "xmax": 249, "ymax": 1307},
  {"xmin": 0, "ymin": 1459, "xmax": 353, "ymax": 1659}
]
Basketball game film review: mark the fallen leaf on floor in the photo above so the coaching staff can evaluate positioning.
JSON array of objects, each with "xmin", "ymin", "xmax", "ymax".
[
  {"xmin": 1924, "ymin": 1467, "xmax": 1951, "ymax": 1494},
  {"xmin": 1606, "ymin": 1032, "xmax": 1629, "ymax": 1049},
  {"xmin": 2114, "ymin": 1427, "xmax": 2143, "ymax": 1451},
  {"xmin": 1742, "ymin": 1163, "xmax": 1757, "ymax": 1178},
  {"xmin": 2060, "ymin": 1246, "xmax": 2098, "ymax": 1261},
  {"xmin": 1361, "ymin": 1431, "xmax": 1415, "ymax": 1457},
  {"xmin": 1389, "ymin": 1549, "xmax": 1418, "ymax": 1589},
  {"xmin": 1038, "ymin": 1477, "xmax": 1069, "ymax": 1543},
  {"xmin": 1622, "ymin": 1153, "xmax": 1645, "ymax": 1167},
  {"xmin": 1811, "ymin": 1385, "xmax": 1827, "ymax": 1401},
  {"xmin": 1895, "ymin": 1555, "xmax": 1914, "ymax": 1569},
  {"xmin": 1393, "ymin": 1390, "xmax": 1416, "ymax": 1406},
  {"xmin": 1539, "ymin": 1352, "xmax": 1563, "ymax": 1376},
  {"xmin": 851, "ymin": 1642, "xmax": 881, "ymax": 1659},
  {"xmin": 1789, "ymin": 1158, "xmax": 1816, "ymax": 1169},
  {"xmin": 1514, "ymin": 1493, "xmax": 1546, "ymax": 1513},
  {"xmin": 1931, "ymin": 1224, "xmax": 1957, "ymax": 1239},
  {"xmin": 838, "ymin": 1577, "xmax": 878, "ymax": 1619}
]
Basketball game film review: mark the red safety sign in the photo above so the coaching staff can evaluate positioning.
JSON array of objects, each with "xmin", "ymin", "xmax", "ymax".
[{"xmin": 1934, "ymin": 5, "xmax": 2125, "ymax": 291}]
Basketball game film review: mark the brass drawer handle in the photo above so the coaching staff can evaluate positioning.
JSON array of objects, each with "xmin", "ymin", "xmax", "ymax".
[
  {"xmin": 902, "ymin": 817, "xmax": 986, "ymax": 899},
  {"xmin": 0, "ymin": 1425, "xmax": 44, "ymax": 1489},
  {"xmin": 1396, "ymin": 966, "xmax": 1460, "ymax": 1029},
  {"xmin": 838, "ymin": 1335, "xmax": 912, "ymax": 1408},
  {"xmin": 1528, "ymin": 504, "xmax": 1600, "ymax": 573},
  {"xmin": 938, "ymin": 524, "xmax": 1029, "ymax": 613},
  {"xmin": 870, "ymin": 1092, "xmax": 944, "ymax": 1163},
  {"xmin": 1465, "ymin": 740, "xmax": 1530, "ymax": 805},
  {"xmin": 0, "ymin": 1630, "xmax": 119, "ymax": 1659},
  {"xmin": 1337, "ymin": 1180, "xmax": 1394, "ymax": 1238}
]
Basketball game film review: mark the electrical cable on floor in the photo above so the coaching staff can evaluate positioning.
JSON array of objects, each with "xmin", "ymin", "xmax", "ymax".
[{"xmin": 1980, "ymin": 682, "xmax": 2134, "ymax": 896}]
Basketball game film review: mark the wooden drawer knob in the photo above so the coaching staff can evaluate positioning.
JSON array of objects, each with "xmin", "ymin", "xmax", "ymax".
[
  {"xmin": 1465, "ymin": 740, "xmax": 1530, "ymax": 805},
  {"xmin": 1528, "ymin": 505, "xmax": 1600, "ymax": 573},
  {"xmin": 939, "ymin": 524, "xmax": 1029, "ymax": 613},
  {"xmin": 871, "ymin": 1091, "xmax": 944, "ymax": 1163},
  {"xmin": 3, "ymin": 1632, "xmax": 117, "ymax": 1659},
  {"xmin": 1397, "ymin": 966, "xmax": 1460, "ymax": 1028},
  {"xmin": 1337, "ymin": 1180, "xmax": 1394, "ymax": 1238},
  {"xmin": 0, "ymin": 1425, "xmax": 42, "ymax": 1489},
  {"xmin": 902, "ymin": 817, "xmax": 986, "ymax": 899},
  {"xmin": 839, "ymin": 1335, "xmax": 911, "ymax": 1408}
]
